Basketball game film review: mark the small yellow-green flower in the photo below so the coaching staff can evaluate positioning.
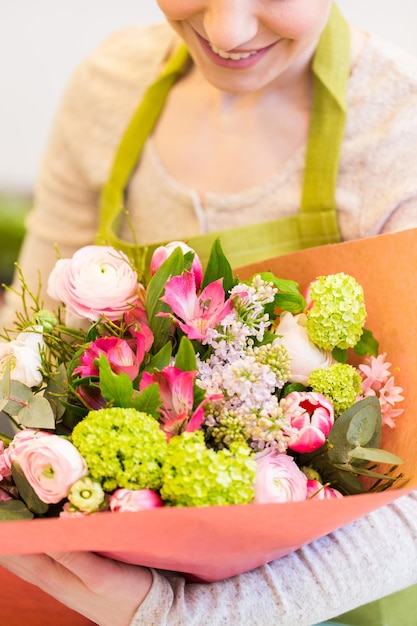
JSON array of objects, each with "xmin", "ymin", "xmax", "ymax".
[
  {"xmin": 306, "ymin": 273, "xmax": 366, "ymax": 350},
  {"xmin": 68, "ymin": 476, "xmax": 106, "ymax": 514},
  {"xmin": 71, "ymin": 407, "xmax": 167, "ymax": 491},
  {"xmin": 161, "ymin": 431, "xmax": 256, "ymax": 507},
  {"xmin": 308, "ymin": 363, "xmax": 362, "ymax": 417}
]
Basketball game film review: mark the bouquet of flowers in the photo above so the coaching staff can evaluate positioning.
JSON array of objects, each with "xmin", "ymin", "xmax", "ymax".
[{"xmin": 0, "ymin": 237, "xmax": 405, "ymax": 524}]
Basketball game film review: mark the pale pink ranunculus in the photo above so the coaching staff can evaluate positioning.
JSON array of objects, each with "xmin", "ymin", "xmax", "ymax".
[
  {"xmin": 150, "ymin": 242, "xmax": 203, "ymax": 290},
  {"xmin": 0, "ymin": 441, "xmax": 12, "ymax": 480},
  {"xmin": 59, "ymin": 502, "xmax": 88, "ymax": 519},
  {"xmin": 307, "ymin": 479, "xmax": 344, "ymax": 500},
  {"xmin": 4, "ymin": 429, "xmax": 52, "ymax": 470},
  {"xmin": 281, "ymin": 391, "xmax": 334, "ymax": 454},
  {"xmin": 254, "ymin": 450, "xmax": 307, "ymax": 504},
  {"xmin": 47, "ymin": 245, "xmax": 139, "ymax": 322},
  {"xmin": 273, "ymin": 313, "xmax": 333, "ymax": 384},
  {"xmin": 0, "ymin": 326, "xmax": 44, "ymax": 387},
  {"xmin": 109, "ymin": 488, "xmax": 164, "ymax": 512},
  {"xmin": 16, "ymin": 435, "xmax": 88, "ymax": 504}
]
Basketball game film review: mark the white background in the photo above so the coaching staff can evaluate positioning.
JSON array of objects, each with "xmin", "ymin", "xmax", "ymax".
[{"xmin": 1, "ymin": 1, "xmax": 416, "ymax": 192}]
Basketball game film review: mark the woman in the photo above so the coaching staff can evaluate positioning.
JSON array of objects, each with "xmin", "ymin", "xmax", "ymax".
[{"xmin": 1, "ymin": 1, "xmax": 417, "ymax": 624}]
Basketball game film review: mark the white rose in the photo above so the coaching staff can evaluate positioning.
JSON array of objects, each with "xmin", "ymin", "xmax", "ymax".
[
  {"xmin": 273, "ymin": 312, "xmax": 333, "ymax": 384},
  {"xmin": 0, "ymin": 327, "xmax": 44, "ymax": 387}
]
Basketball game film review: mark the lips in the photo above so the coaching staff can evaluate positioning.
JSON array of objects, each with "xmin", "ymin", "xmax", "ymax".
[{"xmin": 194, "ymin": 31, "xmax": 275, "ymax": 69}]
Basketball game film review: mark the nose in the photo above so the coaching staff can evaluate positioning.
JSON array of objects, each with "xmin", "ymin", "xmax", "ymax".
[{"xmin": 203, "ymin": 0, "xmax": 258, "ymax": 51}]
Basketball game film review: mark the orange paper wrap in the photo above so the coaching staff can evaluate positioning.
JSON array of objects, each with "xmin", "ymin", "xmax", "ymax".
[{"xmin": 2, "ymin": 229, "xmax": 417, "ymax": 625}]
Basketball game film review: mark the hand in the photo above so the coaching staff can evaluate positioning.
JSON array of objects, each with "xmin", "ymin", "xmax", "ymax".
[{"xmin": 0, "ymin": 552, "xmax": 153, "ymax": 626}]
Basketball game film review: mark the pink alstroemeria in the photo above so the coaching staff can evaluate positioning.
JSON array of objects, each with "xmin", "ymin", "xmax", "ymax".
[
  {"xmin": 151, "ymin": 241, "xmax": 203, "ymax": 290},
  {"xmin": 74, "ymin": 334, "xmax": 146, "ymax": 382},
  {"xmin": 306, "ymin": 479, "xmax": 343, "ymax": 500},
  {"xmin": 160, "ymin": 272, "xmax": 232, "ymax": 342},
  {"xmin": 281, "ymin": 391, "xmax": 334, "ymax": 454},
  {"xmin": 141, "ymin": 366, "xmax": 220, "ymax": 439}
]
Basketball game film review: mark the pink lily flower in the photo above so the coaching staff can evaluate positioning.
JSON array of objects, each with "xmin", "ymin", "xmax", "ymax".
[
  {"xmin": 150, "ymin": 241, "xmax": 203, "ymax": 290},
  {"xmin": 140, "ymin": 366, "xmax": 220, "ymax": 439},
  {"xmin": 160, "ymin": 272, "xmax": 232, "ymax": 341}
]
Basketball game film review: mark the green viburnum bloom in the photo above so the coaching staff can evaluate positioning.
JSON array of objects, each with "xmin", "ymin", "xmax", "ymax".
[
  {"xmin": 306, "ymin": 273, "xmax": 366, "ymax": 350},
  {"xmin": 161, "ymin": 431, "xmax": 256, "ymax": 507},
  {"xmin": 71, "ymin": 408, "xmax": 167, "ymax": 492},
  {"xmin": 68, "ymin": 476, "xmax": 106, "ymax": 514},
  {"xmin": 308, "ymin": 363, "xmax": 362, "ymax": 417}
]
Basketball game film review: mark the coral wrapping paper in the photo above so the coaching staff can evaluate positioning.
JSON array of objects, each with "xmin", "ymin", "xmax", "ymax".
[{"xmin": 2, "ymin": 228, "xmax": 417, "ymax": 625}]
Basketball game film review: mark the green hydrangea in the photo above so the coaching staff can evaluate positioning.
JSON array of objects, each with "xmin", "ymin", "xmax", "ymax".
[
  {"xmin": 161, "ymin": 431, "xmax": 256, "ymax": 507},
  {"xmin": 306, "ymin": 273, "xmax": 366, "ymax": 350},
  {"xmin": 71, "ymin": 408, "xmax": 167, "ymax": 491},
  {"xmin": 308, "ymin": 363, "xmax": 362, "ymax": 417}
]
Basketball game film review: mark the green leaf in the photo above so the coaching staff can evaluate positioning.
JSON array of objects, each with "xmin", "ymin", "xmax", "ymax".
[
  {"xmin": 43, "ymin": 365, "xmax": 67, "ymax": 421},
  {"xmin": 146, "ymin": 247, "xmax": 184, "ymax": 353},
  {"xmin": 1, "ymin": 359, "xmax": 11, "ymax": 400},
  {"xmin": 202, "ymin": 239, "xmax": 235, "ymax": 294},
  {"xmin": 11, "ymin": 462, "xmax": 49, "ymax": 515},
  {"xmin": 1, "ymin": 381, "xmax": 33, "ymax": 416},
  {"xmin": 98, "ymin": 355, "xmax": 134, "ymax": 407},
  {"xmin": 354, "ymin": 328, "xmax": 379, "ymax": 357},
  {"xmin": 281, "ymin": 382, "xmax": 306, "ymax": 398},
  {"xmin": 18, "ymin": 395, "xmax": 55, "ymax": 429},
  {"xmin": 174, "ymin": 336, "xmax": 197, "ymax": 372},
  {"xmin": 327, "ymin": 396, "xmax": 381, "ymax": 464},
  {"xmin": 334, "ymin": 463, "xmax": 403, "ymax": 482},
  {"xmin": 347, "ymin": 446, "xmax": 404, "ymax": 466},
  {"xmin": 332, "ymin": 346, "xmax": 348, "ymax": 364},
  {"xmin": 0, "ymin": 499, "xmax": 34, "ymax": 521},
  {"xmin": 132, "ymin": 383, "xmax": 162, "ymax": 418},
  {"xmin": 346, "ymin": 403, "xmax": 379, "ymax": 447},
  {"xmin": 145, "ymin": 342, "xmax": 173, "ymax": 373},
  {"xmin": 258, "ymin": 273, "xmax": 306, "ymax": 313}
]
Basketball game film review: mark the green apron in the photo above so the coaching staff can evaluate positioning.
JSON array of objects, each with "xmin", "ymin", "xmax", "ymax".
[
  {"xmin": 97, "ymin": 4, "xmax": 416, "ymax": 624},
  {"xmin": 98, "ymin": 5, "xmax": 349, "ymax": 270}
]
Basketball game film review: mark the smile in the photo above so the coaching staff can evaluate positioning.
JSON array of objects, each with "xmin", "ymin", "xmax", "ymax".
[{"xmin": 208, "ymin": 43, "xmax": 258, "ymax": 61}]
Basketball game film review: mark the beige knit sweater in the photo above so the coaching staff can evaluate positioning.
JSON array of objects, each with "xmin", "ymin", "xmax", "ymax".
[{"xmin": 2, "ymin": 22, "xmax": 417, "ymax": 625}]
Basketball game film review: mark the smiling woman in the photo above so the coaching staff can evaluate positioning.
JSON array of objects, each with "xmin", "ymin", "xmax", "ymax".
[{"xmin": 1, "ymin": 1, "xmax": 417, "ymax": 625}]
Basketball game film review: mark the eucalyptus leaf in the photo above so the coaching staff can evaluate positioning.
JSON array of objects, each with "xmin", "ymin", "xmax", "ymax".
[
  {"xmin": 1, "ymin": 381, "xmax": 32, "ymax": 416},
  {"xmin": 202, "ymin": 238, "xmax": 235, "ymax": 294},
  {"xmin": 18, "ymin": 395, "xmax": 55, "ymax": 429},
  {"xmin": 0, "ymin": 499, "xmax": 34, "ymax": 521},
  {"xmin": 11, "ymin": 462, "xmax": 49, "ymax": 515},
  {"xmin": 327, "ymin": 396, "xmax": 381, "ymax": 464},
  {"xmin": 346, "ymin": 406, "xmax": 378, "ymax": 447},
  {"xmin": 175, "ymin": 336, "xmax": 197, "ymax": 372},
  {"xmin": 334, "ymin": 463, "xmax": 402, "ymax": 482},
  {"xmin": 99, "ymin": 355, "xmax": 135, "ymax": 407},
  {"xmin": 1, "ymin": 359, "xmax": 11, "ymax": 399},
  {"xmin": 347, "ymin": 446, "xmax": 404, "ymax": 466}
]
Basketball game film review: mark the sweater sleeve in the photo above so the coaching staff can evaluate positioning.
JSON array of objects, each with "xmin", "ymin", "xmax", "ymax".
[{"xmin": 131, "ymin": 491, "xmax": 417, "ymax": 626}]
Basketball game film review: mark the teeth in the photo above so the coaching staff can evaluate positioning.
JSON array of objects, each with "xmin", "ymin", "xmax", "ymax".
[{"xmin": 209, "ymin": 43, "xmax": 258, "ymax": 60}]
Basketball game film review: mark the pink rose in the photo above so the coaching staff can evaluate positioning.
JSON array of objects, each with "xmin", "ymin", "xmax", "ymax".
[
  {"xmin": 16, "ymin": 435, "xmax": 88, "ymax": 504},
  {"xmin": 307, "ymin": 479, "xmax": 344, "ymax": 500},
  {"xmin": 150, "ymin": 242, "xmax": 203, "ymax": 290},
  {"xmin": 254, "ymin": 451, "xmax": 307, "ymax": 504},
  {"xmin": 109, "ymin": 488, "xmax": 164, "ymax": 512},
  {"xmin": 281, "ymin": 391, "xmax": 334, "ymax": 454},
  {"xmin": 47, "ymin": 245, "xmax": 139, "ymax": 322}
]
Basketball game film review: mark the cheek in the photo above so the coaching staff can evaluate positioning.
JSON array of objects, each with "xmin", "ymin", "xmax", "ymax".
[
  {"xmin": 156, "ymin": 0, "xmax": 204, "ymax": 21},
  {"xmin": 264, "ymin": 0, "xmax": 332, "ymax": 41}
]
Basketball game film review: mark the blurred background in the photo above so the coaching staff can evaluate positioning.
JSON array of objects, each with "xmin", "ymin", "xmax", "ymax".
[{"xmin": 0, "ymin": 1, "xmax": 416, "ymax": 288}]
